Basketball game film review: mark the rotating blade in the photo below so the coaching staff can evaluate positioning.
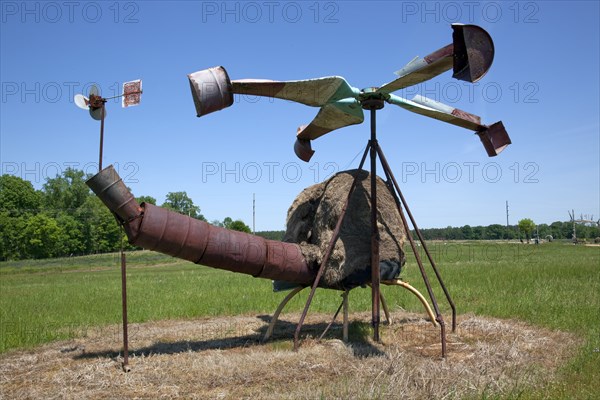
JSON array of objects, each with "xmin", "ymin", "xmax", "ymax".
[
  {"xmin": 89, "ymin": 105, "xmax": 106, "ymax": 121},
  {"xmin": 88, "ymin": 85, "xmax": 99, "ymax": 97},
  {"xmin": 378, "ymin": 45, "xmax": 454, "ymax": 94},
  {"xmin": 74, "ymin": 94, "xmax": 89, "ymax": 110},
  {"xmin": 387, "ymin": 94, "xmax": 510, "ymax": 156},
  {"xmin": 378, "ymin": 24, "xmax": 495, "ymax": 94},
  {"xmin": 387, "ymin": 94, "xmax": 484, "ymax": 131},
  {"xmin": 231, "ymin": 76, "xmax": 359, "ymax": 107},
  {"xmin": 294, "ymin": 99, "xmax": 364, "ymax": 161}
]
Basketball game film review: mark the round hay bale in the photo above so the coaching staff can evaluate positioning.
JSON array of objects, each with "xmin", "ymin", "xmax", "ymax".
[{"xmin": 283, "ymin": 169, "xmax": 406, "ymax": 290}]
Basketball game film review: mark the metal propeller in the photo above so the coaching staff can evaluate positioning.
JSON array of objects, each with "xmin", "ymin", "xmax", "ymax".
[{"xmin": 188, "ymin": 23, "xmax": 510, "ymax": 161}]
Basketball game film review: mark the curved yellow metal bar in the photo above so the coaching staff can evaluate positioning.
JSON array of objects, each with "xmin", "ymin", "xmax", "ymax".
[
  {"xmin": 263, "ymin": 286, "xmax": 305, "ymax": 341},
  {"xmin": 382, "ymin": 279, "xmax": 438, "ymax": 327}
]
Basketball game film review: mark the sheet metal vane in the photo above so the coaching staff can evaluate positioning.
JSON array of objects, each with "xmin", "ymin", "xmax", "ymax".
[{"xmin": 188, "ymin": 23, "xmax": 509, "ymax": 161}]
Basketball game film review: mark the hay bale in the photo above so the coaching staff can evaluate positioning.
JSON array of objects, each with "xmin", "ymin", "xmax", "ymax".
[{"xmin": 283, "ymin": 169, "xmax": 406, "ymax": 290}]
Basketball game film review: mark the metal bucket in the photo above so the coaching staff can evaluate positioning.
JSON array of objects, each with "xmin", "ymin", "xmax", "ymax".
[
  {"xmin": 477, "ymin": 121, "xmax": 511, "ymax": 157},
  {"xmin": 188, "ymin": 66, "xmax": 233, "ymax": 117},
  {"xmin": 452, "ymin": 24, "xmax": 495, "ymax": 83}
]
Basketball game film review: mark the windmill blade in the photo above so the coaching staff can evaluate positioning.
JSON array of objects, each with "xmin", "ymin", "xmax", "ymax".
[
  {"xmin": 387, "ymin": 94, "xmax": 510, "ymax": 156},
  {"xmin": 231, "ymin": 76, "xmax": 359, "ymax": 107},
  {"xmin": 387, "ymin": 94, "xmax": 484, "ymax": 130},
  {"xmin": 377, "ymin": 24, "xmax": 495, "ymax": 94},
  {"xmin": 74, "ymin": 94, "xmax": 89, "ymax": 110},
  {"xmin": 294, "ymin": 99, "xmax": 364, "ymax": 161},
  {"xmin": 89, "ymin": 106, "xmax": 106, "ymax": 121}
]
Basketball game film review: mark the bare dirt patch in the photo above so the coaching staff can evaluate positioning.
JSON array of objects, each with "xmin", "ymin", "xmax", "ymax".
[{"xmin": 0, "ymin": 312, "xmax": 578, "ymax": 399}]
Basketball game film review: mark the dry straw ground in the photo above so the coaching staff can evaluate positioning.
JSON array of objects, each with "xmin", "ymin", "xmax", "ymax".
[{"xmin": 0, "ymin": 311, "xmax": 578, "ymax": 399}]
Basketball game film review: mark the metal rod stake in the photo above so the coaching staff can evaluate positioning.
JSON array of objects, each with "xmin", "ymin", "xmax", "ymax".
[
  {"xmin": 99, "ymin": 103, "xmax": 105, "ymax": 172},
  {"xmin": 120, "ymin": 250, "xmax": 130, "ymax": 371},
  {"xmin": 369, "ymin": 108, "xmax": 381, "ymax": 342},
  {"xmin": 293, "ymin": 144, "xmax": 370, "ymax": 350}
]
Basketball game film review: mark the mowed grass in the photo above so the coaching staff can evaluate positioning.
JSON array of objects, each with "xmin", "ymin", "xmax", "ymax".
[{"xmin": 1, "ymin": 242, "xmax": 599, "ymax": 398}]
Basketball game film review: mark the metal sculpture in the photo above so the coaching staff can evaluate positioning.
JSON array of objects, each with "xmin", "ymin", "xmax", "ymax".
[
  {"xmin": 185, "ymin": 23, "xmax": 511, "ymax": 355},
  {"xmin": 84, "ymin": 23, "xmax": 511, "ymax": 360}
]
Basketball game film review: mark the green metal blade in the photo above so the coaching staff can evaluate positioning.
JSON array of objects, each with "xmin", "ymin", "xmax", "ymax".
[
  {"xmin": 377, "ymin": 44, "xmax": 454, "ymax": 94},
  {"xmin": 231, "ymin": 77, "xmax": 359, "ymax": 107},
  {"xmin": 296, "ymin": 99, "xmax": 364, "ymax": 140},
  {"xmin": 386, "ymin": 94, "xmax": 484, "ymax": 131}
]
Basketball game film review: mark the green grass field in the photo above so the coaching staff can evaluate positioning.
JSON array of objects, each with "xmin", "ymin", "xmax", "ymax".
[{"xmin": 1, "ymin": 241, "xmax": 598, "ymax": 398}]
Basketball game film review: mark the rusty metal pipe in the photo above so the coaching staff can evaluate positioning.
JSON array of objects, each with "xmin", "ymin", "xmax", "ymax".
[{"xmin": 86, "ymin": 165, "xmax": 314, "ymax": 286}]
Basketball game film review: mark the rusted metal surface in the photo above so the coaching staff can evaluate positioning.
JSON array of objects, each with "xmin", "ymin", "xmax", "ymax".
[
  {"xmin": 452, "ymin": 24, "xmax": 495, "ymax": 83},
  {"xmin": 190, "ymin": 24, "xmax": 507, "ymax": 161},
  {"xmin": 293, "ymin": 138, "xmax": 315, "ymax": 162},
  {"xmin": 122, "ymin": 79, "xmax": 142, "ymax": 108},
  {"xmin": 87, "ymin": 166, "xmax": 314, "ymax": 286},
  {"xmin": 188, "ymin": 66, "xmax": 233, "ymax": 117},
  {"xmin": 477, "ymin": 121, "xmax": 511, "ymax": 157},
  {"xmin": 120, "ymin": 251, "xmax": 129, "ymax": 371},
  {"xmin": 377, "ymin": 143, "xmax": 457, "ymax": 343},
  {"xmin": 368, "ymin": 108, "xmax": 381, "ymax": 342}
]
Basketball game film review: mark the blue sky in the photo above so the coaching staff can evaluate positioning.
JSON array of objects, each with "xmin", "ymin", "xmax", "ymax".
[{"xmin": 1, "ymin": 1, "xmax": 598, "ymax": 230}]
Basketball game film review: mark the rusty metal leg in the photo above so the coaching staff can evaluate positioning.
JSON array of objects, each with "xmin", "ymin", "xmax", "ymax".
[
  {"xmin": 382, "ymin": 279, "xmax": 438, "ymax": 327},
  {"xmin": 263, "ymin": 286, "xmax": 305, "ymax": 342},
  {"xmin": 369, "ymin": 108, "xmax": 381, "ymax": 343},
  {"xmin": 377, "ymin": 144, "xmax": 456, "ymax": 333},
  {"xmin": 318, "ymin": 293, "xmax": 346, "ymax": 341},
  {"xmin": 293, "ymin": 143, "xmax": 370, "ymax": 350},
  {"xmin": 379, "ymin": 291, "xmax": 391, "ymax": 325},
  {"xmin": 342, "ymin": 290, "xmax": 349, "ymax": 342},
  {"xmin": 367, "ymin": 284, "xmax": 391, "ymax": 325},
  {"xmin": 120, "ymin": 250, "xmax": 130, "ymax": 372},
  {"xmin": 375, "ymin": 143, "xmax": 449, "ymax": 357}
]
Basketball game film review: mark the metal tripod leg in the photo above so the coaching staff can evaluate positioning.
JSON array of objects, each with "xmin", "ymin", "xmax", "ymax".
[
  {"xmin": 293, "ymin": 144, "xmax": 370, "ymax": 350},
  {"xmin": 263, "ymin": 286, "xmax": 305, "ymax": 342}
]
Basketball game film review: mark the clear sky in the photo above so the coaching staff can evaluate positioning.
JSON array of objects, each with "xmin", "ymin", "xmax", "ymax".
[{"xmin": 1, "ymin": 1, "xmax": 598, "ymax": 230}]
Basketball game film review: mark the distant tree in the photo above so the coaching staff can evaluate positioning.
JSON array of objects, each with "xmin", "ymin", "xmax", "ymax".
[
  {"xmin": 0, "ymin": 174, "xmax": 42, "ymax": 214},
  {"xmin": 486, "ymin": 224, "xmax": 505, "ymax": 240},
  {"xmin": 43, "ymin": 168, "xmax": 90, "ymax": 211},
  {"xmin": 222, "ymin": 217, "xmax": 251, "ymax": 233},
  {"xmin": 136, "ymin": 195, "xmax": 157, "ymax": 205},
  {"xmin": 518, "ymin": 218, "xmax": 536, "ymax": 243},
  {"xmin": 162, "ymin": 191, "xmax": 206, "ymax": 221},
  {"xmin": 210, "ymin": 219, "xmax": 224, "ymax": 227},
  {"xmin": 22, "ymin": 213, "xmax": 65, "ymax": 259}
]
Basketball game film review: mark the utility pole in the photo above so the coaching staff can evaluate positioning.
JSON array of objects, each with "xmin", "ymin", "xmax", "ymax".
[
  {"xmin": 252, "ymin": 193, "xmax": 256, "ymax": 234},
  {"xmin": 506, "ymin": 201, "xmax": 510, "ymax": 240}
]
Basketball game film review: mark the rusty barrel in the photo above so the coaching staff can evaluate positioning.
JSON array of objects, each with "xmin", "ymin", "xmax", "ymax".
[{"xmin": 87, "ymin": 165, "xmax": 314, "ymax": 285}]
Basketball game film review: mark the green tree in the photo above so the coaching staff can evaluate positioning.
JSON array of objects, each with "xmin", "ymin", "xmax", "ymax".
[
  {"xmin": 43, "ymin": 168, "xmax": 90, "ymax": 211},
  {"xmin": 0, "ymin": 174, "xmax": 42, "ymax": 214},
  {"xmin": 222, "ymin": 217, "xmax": 252, "ymax": 233},
  {"xmin": 162, "ymin": 191, "xmax": 206, "ymax": 221},
  {"xmin": 518, "ymin": 218, "xmax": 536, "ymax": 243},
  {"xmin": 136, "ymin": 195, "xmax": 156, "ymax": 205},
  {"xmin": 22, "ymin": 213, "xmax": 65, "ymax": 259}
]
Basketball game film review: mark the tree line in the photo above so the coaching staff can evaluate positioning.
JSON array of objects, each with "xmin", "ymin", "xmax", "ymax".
[
  {"xmin": 0, "ymin": 169, "xmax": 251, "ymax": 261},
  {"xmin": 2, "ymin": 169, "xmax": 597, "ymax": 261}
]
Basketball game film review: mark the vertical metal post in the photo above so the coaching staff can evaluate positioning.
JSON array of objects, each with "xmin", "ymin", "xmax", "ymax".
[
  {"xmin": 293, "ymin": 144, "xmax": 370, "ymax": 350},
  {"xmin": 99, "ymin": 103, "xmax": 105, "ymax": 172},
  {"xmin": 369, "ymin": 108, "xmax": 381, "ymax": 342},
  {"xmin": 120, "ymin": 250, "xmax": 130, "ymax": 371}
]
